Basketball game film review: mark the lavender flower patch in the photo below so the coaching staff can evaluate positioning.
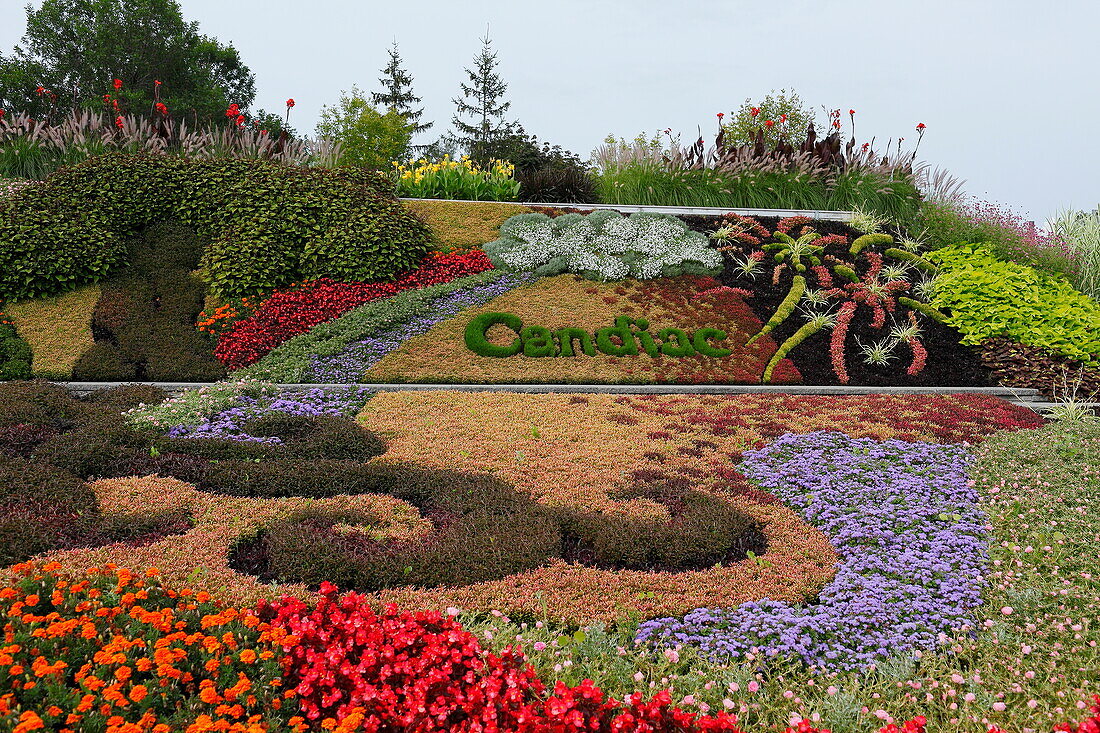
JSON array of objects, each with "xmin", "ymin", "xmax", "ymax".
[
  {"xmin": 635, "ymin": 431, "xmax": 986, "ymax": 671},
  {"xmin": 165, "ymin": 386, "xmax": 375, "ymax": 443},
  {"xmin": 306, "ymin": 273, "xmax": 534, "ymax": 383}
]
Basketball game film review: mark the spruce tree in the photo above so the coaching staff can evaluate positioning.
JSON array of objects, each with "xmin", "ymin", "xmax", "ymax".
[
  {"xmin": 451, "ymin": 30, "xmax": 517, "ymax": 163},
  {"xmin": 371, "ymin": 41, "xmax": 431, "ymax": 137}
]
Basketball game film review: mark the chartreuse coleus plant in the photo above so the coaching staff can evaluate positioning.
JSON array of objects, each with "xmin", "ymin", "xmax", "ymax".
[{"xmin": 731, "ymin": 216, "xmax": 947, "ymax": 383}]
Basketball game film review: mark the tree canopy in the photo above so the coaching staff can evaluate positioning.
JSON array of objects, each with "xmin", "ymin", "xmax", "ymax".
[
  {"xmin": 317, "ymin": 85, "xmax": 414, "ymax": 170},
  {"xmin": 450, "ymin": 31, "xmax": 517, "ymax": 163},
  {"xmin": 371, "ymin": 42, "xmax": 431, "ymax": 138},
  {"xmin": 0, "ymin": 0, "xmax": 256, "ymax": 122}
]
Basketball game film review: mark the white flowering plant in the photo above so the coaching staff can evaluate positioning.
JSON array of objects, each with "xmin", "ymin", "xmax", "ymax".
[{"xmin": 483, "ymin": 211, "xmax": 722, "ymax": 282}]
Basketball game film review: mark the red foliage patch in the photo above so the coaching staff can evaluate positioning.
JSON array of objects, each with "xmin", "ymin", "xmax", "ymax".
[{"xmin": 214, "ymin": 250, "xmax": 495, "ymax": 369}]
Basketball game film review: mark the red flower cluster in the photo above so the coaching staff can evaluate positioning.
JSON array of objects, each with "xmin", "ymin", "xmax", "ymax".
[
  {"xmin": 258, "ymin": 583, "xmax": 545, "ymax": 730},
  {"xmin": 256, "ymin": 583, "xmax": 756, "ymax": 733},
  {"xmin": 214, "ymin": 249, "xmax": 495, "ymax": 369},
  {"xmin": 154, "ymin": 102, "xmax": 168, "ymax": 116}
]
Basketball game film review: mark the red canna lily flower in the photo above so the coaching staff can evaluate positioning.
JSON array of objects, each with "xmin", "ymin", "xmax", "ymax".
[
  {"xmin": 103, "ymin": 94, "xmax": 111, "ymax": 103},
  {"xmin": 114, "ymin": 116, "xmax": 124, "ymax": 129},
  {"xmin": 778, "ymin": 113, "xmax": 787, "ymax": 123},
  {"xmin": 750, "ymin": 107, "xmax": 760, "ymax": 117},
  {"xmin": 861, "ymin": 142, "xmax": 870, "ymax": 151},
  {"xmin": 155, "ymin": 102, "xmax": 168, "ymax": 115},
  {"xmin": 0, "ymin": 109, "xmax": 5, "ymax": 119},
  {"xmin": 717, "ymin": 112, "xmax": 724, "ymax": 119},
  {"xmin": 236, "ymin": 114, "xmax": 245, "ymax": 127},
  {"xmin": 35, "ymin": 86, "xmax": 45, "ymax": 95},
  {"xmin": 113, "ymin": 79, "xmax": 123, "ymax": 90},
  {"xmin": 764, "ymin": 119, "xmax": 774, "ymax": 127},
  {"xmin": 832, "ymin": 119, "xmax": 841, "ymax": 129},
  {"xmin": 849, "ymin": 109, "xmax": 855, "ymax": 116},
  {"xmin": 154, "ymin": 80, "xmax": 162, "ymax": 86},
  {"xmin": 916, "ymin": 122, "xmax": 926, "ymax": 131},
  {"xmin": 286, "ymin": 98, "xmax": 295, "ymax": 108}
]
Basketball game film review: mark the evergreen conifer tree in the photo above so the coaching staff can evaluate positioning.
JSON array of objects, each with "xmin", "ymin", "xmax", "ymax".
[
  {"xmin": 450, "ymin": 30, "xmax": 517, "ymax": 162},
  {"xmin": 371, "ymin": 41, "xmax": 431, "ymax": 137}
]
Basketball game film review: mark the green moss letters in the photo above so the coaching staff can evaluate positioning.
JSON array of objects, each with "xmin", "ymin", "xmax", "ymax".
[{"xmin": 464, "ymin": 312, "xmax": 733, "ymax": 358}]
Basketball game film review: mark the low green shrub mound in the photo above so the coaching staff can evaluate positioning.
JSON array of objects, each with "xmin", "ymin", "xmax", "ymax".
[
  {"xmin": 484, "ymin": 210, "xmax": 722, "ymax": 281},
  {"xmin": 0, "ymin": 322, "xmax": 32, "ymax": 381},
  {"xmin": 72, "ymin": 221, "xmax": 226, "ymax": 382},
  {"xmin": 0, "ymin": 154, "xmax": 433, "ymax": 300},
  {"xmin": 0, "ymin": 382, "xmax": 193, "ymax": 565},
  {"xmin": 927, "ymin": 243, "xmax": 1100, "ymax": 363}
]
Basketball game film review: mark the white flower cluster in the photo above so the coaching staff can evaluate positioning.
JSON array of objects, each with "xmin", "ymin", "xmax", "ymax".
[{"xmin": 484, "ymin": 211, "xmax": 721, "ymax": 282}]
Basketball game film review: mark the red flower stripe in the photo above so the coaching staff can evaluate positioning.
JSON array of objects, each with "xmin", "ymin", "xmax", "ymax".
[{"xmin": 215, "ymin": 250, "xmax": 495, "ymax": 369}]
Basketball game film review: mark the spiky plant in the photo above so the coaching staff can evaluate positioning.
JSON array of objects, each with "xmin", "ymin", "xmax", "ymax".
[{"xmin": 848, "ymin": 207, "xmax": 890, "ymax": 234}]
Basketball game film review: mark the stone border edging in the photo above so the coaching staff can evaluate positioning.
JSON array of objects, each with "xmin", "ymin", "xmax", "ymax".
[{"xmin": 54, "ymin": 381, "xmax": 1038, "ymax": 397}]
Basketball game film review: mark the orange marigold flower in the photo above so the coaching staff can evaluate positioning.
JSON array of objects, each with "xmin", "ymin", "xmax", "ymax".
[
  {"xmin": 12, "ymin": 710, "xmax": 45, "ymax": 733},
  {"xmin": 135, "ymin": 657, "xmax": 153, "ymax": 672},
  {"xmin": 199, "ymin": 687, "xmax": 222, "ymax": 704},
  {"xmin": 45, "ymin": 706, "xmax": 63, "ymax": 717},
  {"xmin": 129, "ymin": 684, "xmax": 148, "ymax": 702},
  {"xmin": 238, "ymin": 649, "xmax": 257, "ymax": 664}
]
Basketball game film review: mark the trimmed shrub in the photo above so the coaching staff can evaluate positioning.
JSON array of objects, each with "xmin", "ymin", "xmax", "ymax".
[
  {"xmin": 484, "ymin": 211, "xmax": 722, "ymax": 281},
  {"xmin": 0, "ymin": 154, "xmax": 433, "ymax": 300},
  {"xmin": 243, "ymin": 413, "xmax": 387, "ymax": 460},
  {"xmin": 0, "ymin": 322, "xmax": 32, "ymax": 380},
  {"xmin": 255, "ymin": 470, "xmax": 562, "ymax": 590},
  {"xmin": 0, "ymin": 456, "xmax": 96, "ymax": 565},
  {"xmin": 81, "ymin": 383, "xmax": 169, "ymax": 411},
  {"xmin": 72, "ymin": 221, "xmax": 227, "ymax": 382}
]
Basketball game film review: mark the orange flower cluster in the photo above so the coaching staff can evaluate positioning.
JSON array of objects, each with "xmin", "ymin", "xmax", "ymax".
[
  {"xmin": 0, "ymin": 562, "xmax": 290, "ymax": 732},
  {"xmin": 196, "ymin": 297, "xmax": 258, "ymax": 337}
]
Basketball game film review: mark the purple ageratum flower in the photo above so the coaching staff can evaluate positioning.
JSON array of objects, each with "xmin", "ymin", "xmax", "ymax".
[
  {"xmin": 307, "ymin": 273, "xmax": 534, "ymax": 383},
  {"xmin": 635, "ymin": 431, "xmax": 986, "ymax": 672},
  {"xmin": 166, "ymin": 386, "xmax": 376, "ymax": 442}
]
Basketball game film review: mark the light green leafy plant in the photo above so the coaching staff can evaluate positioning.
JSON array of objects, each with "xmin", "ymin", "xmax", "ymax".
[{"xmin": 926, "ymin": 243, "xmax": 1100, "ymax": 363}]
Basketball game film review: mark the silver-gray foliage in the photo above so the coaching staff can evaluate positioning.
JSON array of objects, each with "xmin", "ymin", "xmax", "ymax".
[{"xmin": 483, "ymin": 211, "xmax": 722, "ymax": 282}]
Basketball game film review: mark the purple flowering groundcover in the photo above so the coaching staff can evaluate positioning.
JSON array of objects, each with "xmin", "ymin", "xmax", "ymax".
[{"xmin": 635, "ymin": 430, "xmax": 986, "ymax": 671}]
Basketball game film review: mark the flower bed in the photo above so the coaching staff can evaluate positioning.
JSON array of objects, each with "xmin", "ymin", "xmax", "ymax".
[
  {"xmin": 361, "ymin": 274, "xmax": 798, "ymax": 384},
  {"xmin": 213, "ymin": 249, "xmax": 495, "ymax": 369},
  {"xmin": 7, "ymin": 380, "xmax": 1100, "ymax": 731},
  {"xmin": 637, "ymin": 432, "xmax": 984, "ymax": 671}
]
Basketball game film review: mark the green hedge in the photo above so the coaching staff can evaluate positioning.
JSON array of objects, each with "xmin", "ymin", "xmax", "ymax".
[
  {"xmin": 72, "ymin": 221, "xmax": 226, "ymax": 382},
  {"xmin": 0, "ymin": 154, "xmax": 433, "ymax": 300},
  {"xmin": 927, "ymin": 243, "xmax": 1100, "ymax": 363},
  {"xmin": 0, "ymin": 322, "xmax": 32, "ymax": 381}
]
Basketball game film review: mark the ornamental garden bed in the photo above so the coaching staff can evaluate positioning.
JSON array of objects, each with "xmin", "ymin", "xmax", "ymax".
[
  {"xmin": 2, "ymin": 156, "xmax": 1100, "ymax": 732},
  {"xmin": 2, "ymin": 380, "xmax": 1099, "ymax": 732}
]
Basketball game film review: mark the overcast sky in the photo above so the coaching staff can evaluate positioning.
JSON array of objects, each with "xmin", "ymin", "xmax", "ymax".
[{"xmin": 2, "ymin": 0, "xmax": 1097, "ymax": 227}]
